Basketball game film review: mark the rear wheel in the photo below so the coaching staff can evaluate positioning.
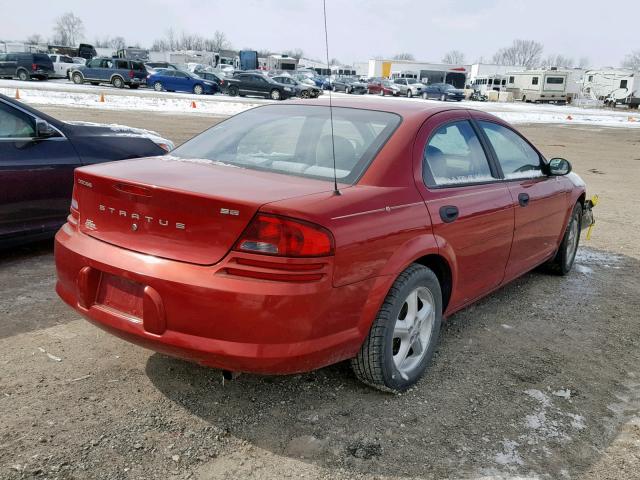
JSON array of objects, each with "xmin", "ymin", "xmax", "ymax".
[
  {"xmin": 17, "ymin": 69, "xmax": 29, "ymax": 81},
  {"xmin": 352, "ymin": 264, "xmax": 442, "ymax": 392},
  {"xmin": 154, "ymin": 81, "xmax": 163, "ymax": 92},
  {"xmin": 270, "ymin": 89, "xmax": 281, "ymax": 100},
  {"xmin": 193, "ymin": 84, "xmax": 204, "ymax": 95},
  {"xmin": 72, "ymin": 72, "xmax": 84, "ymax": 85},
  {"xmin": 111, "ymin": 76, "xmax": 124, "ymax": 89},
  {"xmin": 301, "ymin": 90, "xmax": 310, "ymax": 98},
  {"xmin": 545, "ymin": 202, "xmax": 582, "ymax": 275}
]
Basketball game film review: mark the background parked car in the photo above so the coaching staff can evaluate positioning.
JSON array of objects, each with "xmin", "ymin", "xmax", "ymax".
[
  {"xmin": 393, "ymin": 78, "xmax": 425, "ymax": 98},
  {"xmin": 0, "ymin": 93, "xmax": 173, "ymax": 247},
  {"xmin": 193, "ymin": 70, "xmax": 228, "ymax": 91},
  {"xmin": 226, "ymin": 72, "xmax": 294, "ymax": 100},
  {"xmin": 49, "ymin": 54, "xmax": 84, "ymax": 79},
  {"xmin": 422, "ymin": 83, "xmax": 465, "ymax": 101},
  {"xmin": 0, "ymin": 53, "xmax": 54, "ymax": 81},
  {"xmin": 272, "ymin": 75, "xmax": 321, "ymax": 98},
  {"xmin": 148, "ymin": 69, "xmax": 219, "ymax": 95},
  {"xmin": 332, "ymin": 77, "xmax": 367, "ymax": 94},
  {"xmin": 145, "ymin": 62, "xmax": 179, "ymax": 73},
  {"xmin": 71, "ymin": 57, "xmax": 147, "ymax": 89},
  {"xmin": 368, "ymin": 79, "xmax": 401, "ymax": 96}
]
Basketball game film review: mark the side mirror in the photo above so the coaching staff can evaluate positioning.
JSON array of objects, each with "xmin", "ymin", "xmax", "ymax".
[
  {"xmin": 548, "ymin": 157, "xmax": 572, "ymax": 176},
  {"xmin": 35, "ymin": 119, "xmax": 56, "ymax": 138}
]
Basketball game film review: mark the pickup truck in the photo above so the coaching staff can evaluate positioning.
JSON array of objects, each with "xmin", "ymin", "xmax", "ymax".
[{"xmin": 49, "ymin": 54, "xmax": 84, "ymax": 79}]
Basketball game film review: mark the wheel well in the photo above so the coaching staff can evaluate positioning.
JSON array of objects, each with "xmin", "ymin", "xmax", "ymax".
[{"xmin": 413, "ymin": 254, "xmax": 452, "ymax": 312}]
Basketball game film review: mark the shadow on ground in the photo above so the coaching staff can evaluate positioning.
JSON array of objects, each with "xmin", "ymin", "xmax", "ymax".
[{"xmin": 146, "ymin": 247, "xmax": 640, "ymax": 478}]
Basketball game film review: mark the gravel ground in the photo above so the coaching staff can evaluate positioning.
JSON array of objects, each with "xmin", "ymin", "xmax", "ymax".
[{"xmin": 1, "ymin": 107, "xmax": 639, "ymax": 480}]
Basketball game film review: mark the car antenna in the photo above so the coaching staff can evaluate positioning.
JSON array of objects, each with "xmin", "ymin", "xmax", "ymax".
[{"xmin": 322, "ymin": 0, "xmax": 341, "ymax": 196}]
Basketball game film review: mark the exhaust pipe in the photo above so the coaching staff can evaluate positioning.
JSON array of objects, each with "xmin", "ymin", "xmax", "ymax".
[{"xmin": 222, "ymin": 370, "xmax": 241, "ymax": 383}]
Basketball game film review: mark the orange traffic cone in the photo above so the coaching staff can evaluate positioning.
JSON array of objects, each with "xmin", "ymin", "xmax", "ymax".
[
  {"xmin": 191, "ymin": 101, "xmax": 197, "ymax": 109},
  {"xmin": 566, "ymin": 115, "xmax": 573, "ymax": 120},
  {"xmin": 99, "ymin": 93, "xmax": 105, "ymax": 103},
  {"xmin": 15, "ymin": 88, "xmax": 20, "ymax": 100}
]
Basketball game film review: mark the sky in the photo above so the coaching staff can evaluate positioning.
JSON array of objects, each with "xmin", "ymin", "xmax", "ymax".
[{"xmin": 1, "ymin": 0, "xmax": 638, "ymax": 68}]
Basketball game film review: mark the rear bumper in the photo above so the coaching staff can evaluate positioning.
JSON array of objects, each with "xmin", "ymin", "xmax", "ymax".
[{"xmin": 55, "ymin": 224, "xmax": 377, "ymax": 374}]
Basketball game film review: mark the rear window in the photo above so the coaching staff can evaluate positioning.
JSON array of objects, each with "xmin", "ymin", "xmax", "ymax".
[
  {"xmin": 172, "ymin": 105, "xmax": 401, "ymax": 184},
  {"xmin": 132, "ymin": 61, "xmax": 145, "ymax": 71}
]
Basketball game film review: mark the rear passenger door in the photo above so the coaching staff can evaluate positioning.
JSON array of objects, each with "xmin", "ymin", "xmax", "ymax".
[
  {"xmin": 474, "ymin": 116, "xmax": 569, "ymax": 280},
  {"xmin": 414, "ymin": 110, "xmax": 514, "ymax": 312}
]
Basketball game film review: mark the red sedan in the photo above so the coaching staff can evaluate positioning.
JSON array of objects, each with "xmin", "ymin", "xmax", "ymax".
[{"xmin": 55, "ymin": 99, "xmax": 594, "ymax": 392}]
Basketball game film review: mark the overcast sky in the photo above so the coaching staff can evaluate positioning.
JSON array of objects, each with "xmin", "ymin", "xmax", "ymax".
[{"xmin": 1, "ymin": 0, "xmax": 637, "ymax": 67}]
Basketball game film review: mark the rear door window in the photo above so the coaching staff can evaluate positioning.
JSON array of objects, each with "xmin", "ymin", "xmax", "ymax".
[
  {"xmin": 115, "ymin": 60, "xmax": 129, "ymax": 69},
  {"xmin": 478, "ymin": 121, "xmax": 542, "ymax": 179},
  {"xmin": 423, "ymin": 121, "xmax": 495, "ymax": 186}
]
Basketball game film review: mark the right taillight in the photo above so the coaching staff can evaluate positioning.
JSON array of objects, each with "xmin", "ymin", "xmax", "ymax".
[
  {"xmin": 68, "ymin": 187, "xmax": 79, "ymax": 226},
  {"xmin": 234, "ymin": 214, "xmax": 334, "ymax": 257}
]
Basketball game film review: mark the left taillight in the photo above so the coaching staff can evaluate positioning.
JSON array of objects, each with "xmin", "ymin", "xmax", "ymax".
[
  {"xmin": 128, "ymin": 69, "xmax": 135, "ymax": 79},
  {"xmin": 234, "ymin": 214, "xmax": 334, "ymax": 258}
]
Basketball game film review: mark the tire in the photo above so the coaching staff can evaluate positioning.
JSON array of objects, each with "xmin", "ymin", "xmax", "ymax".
[
  {"xmin": 154, "ymin": 81, "xmax": 163, "ymax": 92},
  {"xmin": 301, "ymin": 90, "xmax": 310, "ymax": 99},
  {"xmin": 111, "ymin": 76, "xmax": 124, "ymax": 89},
  {"xmin": 352, "ymin": 264, "xmax": 442, "ymax": 392},
  {"xmin": 522, "ymin": 95, "xmax": 527, "ymax": 103},
  {"xmin": 545, "ymin": 202, "xmax": 582, "ymax": 275},
  {"xmin": 72, "ymin": 72, "xmax": 84, "ymax": 85},
  {"xmin": 407, "ymin": 90, "xmax": 413, "ymax": 98},
  {"xmin": 380, "ymin": 89, "xmax": 385, "ymax": 96},
  {"xmin": 422, "ymin": 92, "xmax": 427, "ymax": 100},
  {"xmin": 228, "ymin": 86, "xmax": 239, "ymax": 97},
  {"xmin": 440, "ymin": 94, "xmax": 446, "ymax": 101},
  {"xmin": 17, "ymin": 69, "xmax": 29, "ymax": 81},
  {"xmin": 193, "ymin": 84, "xmax": 204, "ymax": 95},
  {"xmin": 270, "ymin": 89, "xmax": 281, "ymax": 100}
]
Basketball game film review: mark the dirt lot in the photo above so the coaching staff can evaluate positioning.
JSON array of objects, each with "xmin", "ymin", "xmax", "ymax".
[{"xmin": 1, "ymin": 107, "xmax": 639, "ymax": 480}]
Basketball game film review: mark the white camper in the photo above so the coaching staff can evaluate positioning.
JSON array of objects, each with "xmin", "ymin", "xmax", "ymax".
[
  {"xmin": 506, "ymin": 69, "xmax": 569, "ymax": 103},
  {"xmin": 582, "ymin": 69, "xmax": 639, "ymax": 108}
]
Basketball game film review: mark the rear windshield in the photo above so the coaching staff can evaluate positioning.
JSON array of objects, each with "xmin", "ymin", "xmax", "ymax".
[
  {"xmin": 172, "ymin": 105, "xmax": 401, "ymax": 183},
  {"xmin": 34, "ymin": 54, "xmax": 52, "ymax": 63}
]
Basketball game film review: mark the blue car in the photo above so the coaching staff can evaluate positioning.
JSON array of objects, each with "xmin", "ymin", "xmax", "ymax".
[
  {"xmin": 421, "ymin": 83, "xmax": 465, "ymax": 101},
  {"xmin": 148, "ymin": 69, "xmax": 219, "ymax": 95}
]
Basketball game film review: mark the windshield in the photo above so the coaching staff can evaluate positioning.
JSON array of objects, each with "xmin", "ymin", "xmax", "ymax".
[
  {"xmin": 172, "ymin": 105, "xmax": 401, "ymax": 184},
  {"xmin": 407, "ymin": 79, "xmax": 417, "ymax": 84}
]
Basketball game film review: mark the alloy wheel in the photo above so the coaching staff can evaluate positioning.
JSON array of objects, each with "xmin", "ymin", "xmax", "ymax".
[{"xmin": 392, "ymin": 287, "xmax": 436, "ymax": 380}]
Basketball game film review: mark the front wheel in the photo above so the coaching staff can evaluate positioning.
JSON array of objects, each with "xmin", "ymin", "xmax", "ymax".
[
  {"xmin": 301, "ymin": 90, "xmax": 310, "ymax": 99},
  {"xmin": 440, "ymin": 94, "xmax": 446, "ymax": 101},
  {"xmin": 112, "ymin": 76, "xmax": 124, "ymax": 89},
  {"xmin": 270, "ymin": 89, "xmax": 281, "ymax": 100},
  {"xmin": 228, "ymin": 86, "xmax": 239, "ymax": 97},
  {"xmin": 407, "ymin": 90, "xmax": 413, "ymax": 98},
  {"xmin": 545, "ymin": 202, "xmax": 582, "ymax": 275},
  {"xmin": 352, "ymin": 264, "xmax": 442, "ymax": 392},
  {"xmin": 72, "ymin": 73, "xmax": 84, "ymax": 85},
  {"xmin": 422, "ymin": 92, "xmax": 428, "ymax": 100}
]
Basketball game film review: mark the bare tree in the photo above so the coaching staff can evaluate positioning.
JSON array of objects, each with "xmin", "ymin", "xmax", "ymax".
[
  {"xmin": 541, "ymin": 54, "xmax": 574, "ymax": 68},
  {"xmin": 329, "ymin": 58, "xmax": 341, "ymax": 66},
  {"xmin": 393, "ymin": 52, "xmax": 415, "ymax": 61},
  {"xmin": 52, "ymin": 12, "xmax": 84, "ymax": 46},
  {"xmin": 210, "ymin": 31, "xmax": 231, "ymax": 52},
  {"xmin": 492, "ymin": 39, "xmax": 543, "ymax": 68},
  {"xmin": 622, "ymin": 50, "xmax": 640, "ymax": 70},
  {"xmin": 26, "ymin": 34, "xmax": 43, "ymax": 45},
  {"xmin": 442, "ymin": 50, "xmax": 465, "ymax": 64},
  {"xmin": 283, "ymin": 48, "xmax": 304, "ymax": 59},
  {"xmin": 578, "ymin": 56, "xmax": 590, "ymax": 69},
  {"xmin": 110, "ymin": 36, "xmax": 126, "ymax": 50}
]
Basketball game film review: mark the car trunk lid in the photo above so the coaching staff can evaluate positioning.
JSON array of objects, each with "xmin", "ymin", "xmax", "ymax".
[{"xmin": 75, "ymin": 156, "xmax": 335, "ymax": 265}]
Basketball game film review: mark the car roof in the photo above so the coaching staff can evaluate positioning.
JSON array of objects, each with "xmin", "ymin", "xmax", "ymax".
[{"xmin": 282, "ymin": 97, "xmax": 456, "ymax": 122}]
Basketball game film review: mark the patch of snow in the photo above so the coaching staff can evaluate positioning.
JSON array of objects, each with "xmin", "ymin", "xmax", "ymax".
[
  {"xmin": 566, "ymin": 413, "xmax": 586, "ymax": 430},
  {"xmin": 434, "ymin": 174, "xmax": 496, "ymax": 185},
  {"xmin": 494, "ymin": 440, "xmax": 524, "ymax": 466},
  {"xmin": 504, "ymin": 170, "xmax": 544, "ymax": 180},
  {"xmin": 501, "ymin": 324, "xmax": 514, "ymax": 330},
  {"xmin": 552, "ymin": 389, "xmax": 572, "ymax": 399},
  {"xmin": 525, "ymin": 389, "xmax": 552, "ymax": 408},
  {"xmin": 160, "ymin": 155, "xmax": 241, "ymax": 169},
  {"xmin": 574, "ymin": 264, "xmax": 593, "ymax": 274}
]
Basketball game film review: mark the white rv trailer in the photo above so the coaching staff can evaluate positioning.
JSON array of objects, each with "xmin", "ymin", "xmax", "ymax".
[
  {"xmin": 267, "ymin": 54, "xmax": 298, "ymax": 71},
  {"xmin": 582, "ymin": 69, "xmax": 640, "ymax": 108},
  {"xmin": 505, "ymin": 69, "xmax": 569, "ymax": 103}
]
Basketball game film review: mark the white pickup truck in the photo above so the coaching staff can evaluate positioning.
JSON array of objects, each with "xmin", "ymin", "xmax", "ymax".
[{"xmin": 48, "ymin": 54, "xmax": 84, "ymax": 79}]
